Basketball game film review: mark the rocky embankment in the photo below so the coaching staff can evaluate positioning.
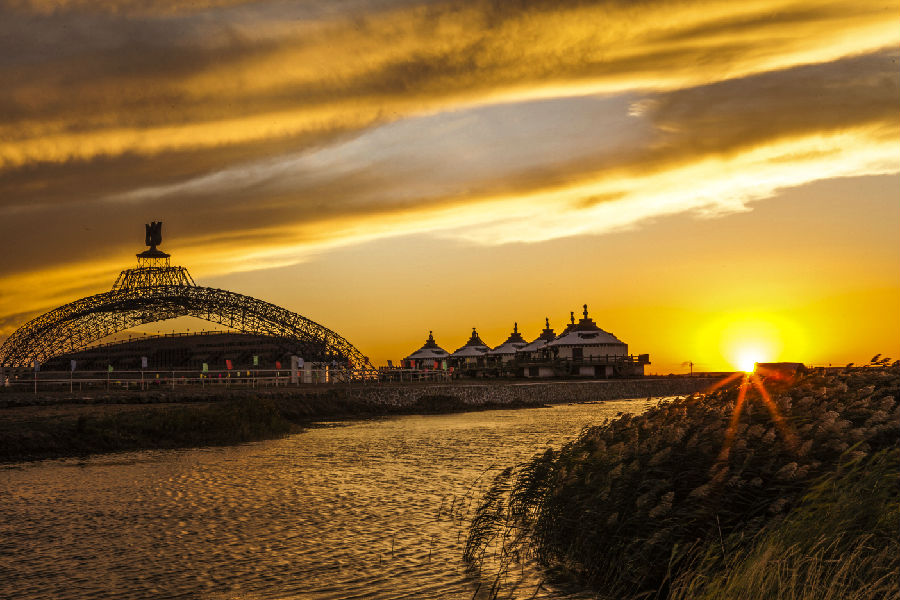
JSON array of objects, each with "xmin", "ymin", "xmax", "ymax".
[{"xmin": 0, "ymin": 378, "xmax": 714, "ymax": 462}]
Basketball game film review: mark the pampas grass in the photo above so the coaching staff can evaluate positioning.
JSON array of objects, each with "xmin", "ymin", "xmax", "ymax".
[{"xmin": 465, "ymin": 364, "xmax": 900, "ymax": 599}]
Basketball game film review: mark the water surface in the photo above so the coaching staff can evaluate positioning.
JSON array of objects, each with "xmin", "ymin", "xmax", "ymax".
[{"xmin": 1, "ymin": 399, "xmax": 656, "ymax": 599}]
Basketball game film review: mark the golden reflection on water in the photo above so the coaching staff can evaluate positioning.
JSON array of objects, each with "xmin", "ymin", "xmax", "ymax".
[{"xmin": 1, "ymin": 399, "xmax": 657, "ymax": 600}]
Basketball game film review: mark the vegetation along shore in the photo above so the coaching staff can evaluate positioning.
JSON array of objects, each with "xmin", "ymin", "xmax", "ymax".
[
  {"xmin": 0, "ymin": 394, "xmax": 514, "ymax": 463},
  {"xmin": 465, "ymin": 362, "xmax": 899, "ymax": 600}
]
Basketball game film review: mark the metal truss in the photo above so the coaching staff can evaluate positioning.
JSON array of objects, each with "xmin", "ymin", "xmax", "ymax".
[
  {"xmin": 0, "ymin": 273, "xmax": 371, "ymax": 370},
  {"xmin": 112, "ymin": 257, "xmax": 196, "ymax": 290}
]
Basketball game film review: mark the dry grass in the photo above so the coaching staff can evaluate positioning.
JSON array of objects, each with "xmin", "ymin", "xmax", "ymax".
[
  {"xmin": 670, "ymin": 449, "xmax": 899, "ymax": 600},
  {"xmin": 673, "ymin": 533, "xmax": 898, "ymax": 600}
]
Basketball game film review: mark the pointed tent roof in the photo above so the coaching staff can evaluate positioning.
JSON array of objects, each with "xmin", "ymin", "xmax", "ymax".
[
  {"xmin": 489, "ymin": 322, "xmax": 528, "ymax": 355},
  {"xmin": 548, "ymin": 304, "xmax": 626, "ymax": 347},
  {"xmin": 451, "ymin": 327, "xmax": 490, "ymax": 358},
  {"xmin": 404, "ymin": 331, "xmax": 449, "ymax": 361},
  {"xmin": 517, "ymin": 317, "xmax": 557, "ymax": 353}
]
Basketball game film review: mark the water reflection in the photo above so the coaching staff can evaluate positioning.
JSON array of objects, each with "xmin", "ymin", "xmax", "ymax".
[{"xmin": 1, "ymin": 399, "xmax": 656, "ymax": 599}]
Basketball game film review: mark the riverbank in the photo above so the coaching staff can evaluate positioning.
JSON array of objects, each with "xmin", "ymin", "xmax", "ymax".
[
  {"xmin": 464, "ymin": 364, "xmax": 900, "ymax": 599},
  {"xmin": 0, "ymin": 377, "xmax": 715, "ymax": 462}
]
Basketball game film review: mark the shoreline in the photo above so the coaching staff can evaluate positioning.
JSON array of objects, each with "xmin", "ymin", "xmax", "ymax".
[{"xmin": 0, "ymin": 378, "xmax": 715, "ymax": 463}]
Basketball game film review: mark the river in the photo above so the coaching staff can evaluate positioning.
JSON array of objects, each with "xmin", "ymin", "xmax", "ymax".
[{"xmin": 1, "ymin": 398, "xmax": 657, "ymax": 599}]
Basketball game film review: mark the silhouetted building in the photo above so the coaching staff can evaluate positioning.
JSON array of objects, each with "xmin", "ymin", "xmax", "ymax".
[
  {"xmin": 450, "ymin": 328, "xmax": 491, "ymax": 373},
  {"xmin": 0, "ymin": 222, "xmax": 371, "ymax": 374},
  {"xmin": 545, "ymin": 304, "xmax": 629, "ymax": 375},
  {"xmin": 395, "ymin": 304, "xmax": 649, "ymax": 379},
  {"xmin": 487, "ymin": 323, "xmax": 528, "ymax": 365},
  {"xmin": 516, "ymin": 317, "xmax": 558, "ymax": 377},
  {"xmin": 754, "ymin": 362, "xmax": 807, "ymax": 380},
  {"xmin": 402, "ymin": 331, "xmax": 450, "ymax": 370}
]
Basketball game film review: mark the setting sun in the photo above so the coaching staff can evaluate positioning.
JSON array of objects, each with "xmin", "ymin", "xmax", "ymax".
[
  {"xmin": 735, "ymin": 349, "xmax": 766, "ymax": 372},
  {"xmin": 707, "ymin": 316, "xmax": 797, "ymax": 372}
]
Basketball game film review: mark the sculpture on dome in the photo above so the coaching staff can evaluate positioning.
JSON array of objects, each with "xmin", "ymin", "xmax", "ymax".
[{"xmin": 145, "ymin": 221, "xmax": 163, "ymax": 251}]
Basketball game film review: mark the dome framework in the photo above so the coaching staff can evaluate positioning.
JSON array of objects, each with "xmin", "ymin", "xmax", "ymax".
[{"xmin": 0, "ymin": 226, "xmax": 371, "ymax": 371}]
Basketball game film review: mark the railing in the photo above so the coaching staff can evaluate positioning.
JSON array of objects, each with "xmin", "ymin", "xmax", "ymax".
[
  {"xmin": 0, "ymin": 367, "xmax": 382, "ymax": 393},
  {"xmin": 500, "ymin": 354, "xmax": 649, "ymax": 366},
  {"xmin": 376, "ymin": 368, "xmax": 453, "ymax": 383},
  {"xmin": 1, "ymin": 353, "xmax": 655, "ymax": 393}
]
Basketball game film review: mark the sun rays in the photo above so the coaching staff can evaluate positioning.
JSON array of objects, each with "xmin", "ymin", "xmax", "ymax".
[{"xmin": 714, "ymin": 368, "xmax": 799, "ymax": 462}]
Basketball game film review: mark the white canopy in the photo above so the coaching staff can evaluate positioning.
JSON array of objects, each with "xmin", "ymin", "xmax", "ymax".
[
  {"xmin": 489, "ymin": 322, "xmax": 528, "ymax": 355},
  {"xmin": 403, "ymin": 331, "xmax": 450, "ymax": 361},
  {"xmin": 450, "ymin": 327, "xmax": 490, "ymax": 358}
]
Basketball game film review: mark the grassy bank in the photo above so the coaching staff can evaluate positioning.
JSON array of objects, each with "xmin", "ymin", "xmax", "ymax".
[
  {"xmin": 465, "ymin": 364, "xmax": 900, "ymax": 599},
  {"xmin": 0, "ymin": 397, "xmax": 295, "ymax": 462},
  {"xmin": 0, "ymin": 392, "xmax": 548, "ymax": 462}
]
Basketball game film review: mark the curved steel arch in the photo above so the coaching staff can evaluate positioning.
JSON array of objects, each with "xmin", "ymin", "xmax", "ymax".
[{"xmin": 0, "ymin": 285, "xmax": 372, "ymax": 370}]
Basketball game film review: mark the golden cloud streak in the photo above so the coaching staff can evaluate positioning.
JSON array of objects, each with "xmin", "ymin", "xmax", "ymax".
[
  {"xmin": 0, "ymin": 102, "xmax": 384, "ymax": 170},
  {"xmin": 1, "ymin": 0, "xmax": 897, "ymax": 170},
  {"xmin": 3, "ymin": 123, "xmax": 893, "ymax": 336},
  {"xmin": 445, "ymin": 126, "xmax": 898, "ymax": 245}
]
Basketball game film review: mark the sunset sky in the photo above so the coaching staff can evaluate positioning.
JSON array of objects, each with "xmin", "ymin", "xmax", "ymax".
[{"xmin": 0, "ymin": 0, "xmax": 897, "ymax": 373}]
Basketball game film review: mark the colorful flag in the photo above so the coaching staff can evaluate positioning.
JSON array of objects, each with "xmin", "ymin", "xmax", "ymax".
[
  {"xmin": 275, "ymin": 361, "xmax": 282, "ymax": 369},
  {"xmin": 141, "ymin": 356, "xmax": 148, "ymax": 369},
  {"xmin": 107, "ymin": 365, "xmax": 114, "ymax": 373},
  {"xmin": 202, "ymin": 363, "xmax": 209, "ymax": 373},
  {"xmin": 225, "ymin": 359, "xmax": 233, "ymax": 370},
  {"xmin": 253, "ymin": 355, "xmax": 259, "ymax": 366}
]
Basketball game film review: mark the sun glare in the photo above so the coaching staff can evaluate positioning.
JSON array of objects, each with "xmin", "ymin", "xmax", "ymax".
[
  {"xmin": 707, "ymin": 316, "xmax": 797, "ymax": 373},
  {"xmin": 735, "ymin": 349, "xmax": 764, "ymax": 373}
]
